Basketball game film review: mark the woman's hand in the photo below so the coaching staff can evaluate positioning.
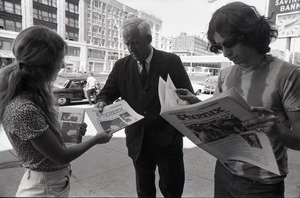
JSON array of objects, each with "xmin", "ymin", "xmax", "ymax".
[
  {"xmin": 95, "ymin": 132, "xmax": 112, "ymax": 144},
  {"xmin": 175, "ymin": 88, "xmax": 201, "ymax": 104},
  {"xmin": 78, "ymin": 123, "xmax": 87, "ymax": 136},
  {"xmin": 243, "ymin": 107, "xmax": 282, "ymax": 139}
]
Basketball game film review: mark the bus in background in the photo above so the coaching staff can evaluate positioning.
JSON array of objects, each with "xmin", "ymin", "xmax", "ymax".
[{"xmin": 181, "ymin": 55, "xmax": 232, "ymax": 76}]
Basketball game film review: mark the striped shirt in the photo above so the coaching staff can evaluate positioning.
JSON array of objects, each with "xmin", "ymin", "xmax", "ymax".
[{"xmin": 215, "ymin": 55, "xmax": 300, "ymax": 184}]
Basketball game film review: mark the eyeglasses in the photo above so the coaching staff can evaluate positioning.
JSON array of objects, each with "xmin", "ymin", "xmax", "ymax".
[{"xmin": 209, "ymin": 34, "xmax": 239, "ymax": 53}]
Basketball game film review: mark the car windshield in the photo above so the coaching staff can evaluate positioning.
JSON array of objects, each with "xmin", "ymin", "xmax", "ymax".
[
  {"xmin": 205, "ymin": 76, "xmax": 218, "ymax": 84},
  {"xmin": 62, "ymin": 80, "xmax": 70, "ymax": 88},
  {"xmin": 53, "ymin": 80, "xmax": 69, "ymax": 88}
]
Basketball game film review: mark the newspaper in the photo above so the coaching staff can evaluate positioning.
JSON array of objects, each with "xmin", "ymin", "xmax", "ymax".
[
  {"xmin": 86, "ymin": 100, "xmax": 144, "ymax": 134},
  {"xmin": 159, "ymin": 75, "xmax": 280, "ymax": 175},
  {"xmin": 58, "ymin": 107, "xmax": 85, "ymax": 144}
]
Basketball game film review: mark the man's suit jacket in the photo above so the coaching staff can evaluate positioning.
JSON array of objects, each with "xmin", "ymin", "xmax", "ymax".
[{"xmin": 97, "ymin": 48, "xmax": 193, "ymax": 161}]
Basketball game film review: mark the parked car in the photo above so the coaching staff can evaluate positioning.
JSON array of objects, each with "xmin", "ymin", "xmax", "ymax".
[
  {"xmin": 192, "ymin": 83, "xmax": 205, "ymax": 95},
  {"xmin": 203, "ymin": 84, "xmax": 216, "ymax": 94},
  {"xmin": 53, "ymin": 78, "xmax": 90, "ymax": 106},
  {"xmin": 203, "ymin": 75, "xmax": 218, "ymax": 94}
]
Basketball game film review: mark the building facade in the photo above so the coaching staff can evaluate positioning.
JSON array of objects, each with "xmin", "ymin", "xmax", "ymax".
[
  {"xmin": 160, "ymin": 32, "xmax": 213, "ymax": 57},
  {"xmin": 172, "ymin": 32, "xmax": 212, "ymax": 56},
  {"xmin": 0, "ymin": 0, "xmax": 163, "ymax": 73}
]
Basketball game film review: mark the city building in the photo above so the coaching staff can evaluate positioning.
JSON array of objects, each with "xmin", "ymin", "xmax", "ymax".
[
  {"xmin": 160, "ymin": 36, "xmax": 173, "ymax": 52},
  {"xmin": 0, "ymin": 0, "xmax": 162, "ymax": 73},
  {"xmin": 172, "ymin": 32, "xmax": 212, "ymax": 56},
  {"xmin": 160, "ymin": 32, "xmax": 213, "ymax": 56}
]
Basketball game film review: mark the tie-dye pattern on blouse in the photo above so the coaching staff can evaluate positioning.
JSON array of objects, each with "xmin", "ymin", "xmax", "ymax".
[{"xmin": 215, "ymin": 55, "xmax": 300, "ymax": 184}]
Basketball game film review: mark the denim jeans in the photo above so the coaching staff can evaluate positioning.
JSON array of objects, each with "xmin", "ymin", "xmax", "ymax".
[
  {"xmin": 16, "ymin": 167, "xmax": 71, "ymax": 197},
  {"xmin": 214, "ymin": 160, "xmax": 284, "ymax": 198}
]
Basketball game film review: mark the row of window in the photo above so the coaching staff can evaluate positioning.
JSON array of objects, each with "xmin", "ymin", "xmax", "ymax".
[
  {"xmin": 88, "ymin": 0, "xmax": 106, "ymax": 11},
  {"xmin": 88, "ymin": 62, "xmax": 104, "ymax": 72},
  {"xmin": 88, "ymin": 49, "xmax": 105, "ymax": 59},
  {"xmin": 0, "ymin": 18, "xmax": 22, "ymax": 32},
  {"xmin": 34, "ymin": 0, "xmax": 78, "ymax": 15},
  {"xmin": 68, "ymin": 46, "xmax": 80, "ymax": 56},
  {"xmin": 88, "ymin": 37, "xmax": 105, "ymax": 46},
  {"xmin": 33, "ymin": 0, "xmax": 57, "ymax": 7},
  {"xmin": 0, "ymin": 39, "xmax": 13, "ymax": 50},
  {"xmin": 0, "ymin": 0, "xmax": 21, "ymax": 15},
  {"xmin": 65, "ymin": 31, "xmax": 78, "ymax": 41},
  {"xmin": 65, "ymin": 1, "xmax": 78, "ymax": 14},
  {"xmin": 33, "ymin": 11, "xmax": 79, "ymax": 30},
  {"xmin": 33, "ymin": 8, "xmax": 57, "ymax": 23},
  {"xmin": 66, "ymin": 17, "xmax": 78, "ymax": 28}
]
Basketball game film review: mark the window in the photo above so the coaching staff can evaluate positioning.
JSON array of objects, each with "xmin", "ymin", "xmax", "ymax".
[
  {"xmin": 93, "ymin": 13, "xmax": 98, "ymax": 20},
  {"xmin": 69, "ymin": 18, "xmax": 74, "ymax": 27},
  {"xmin": 42, "ymin": 11, "xmax": 49, "ymax": 21},
  {"xmin": 74, "ymin": 5, "xmax": 78, "ymax": 14},
  {"xmin": 70, "ymin": 81, "xmax": 80, "ymax": 88},
  {"xmin": 65, "ymin": 3, "xmax": 68, "ymax": 11},
  {"xmin": 16, "ymin": 21, "xmax": 21, "ymax": 32},
  {"xmin": 88, "ymin": 49, "xmax": 105, "ymax": 58},
  {"xmin": 4, "ymin": 1, "xmax": 13, "ymax": 13},
  {"xmin": 69, "ymin": 3, "xmax": 74, "ymax": 13},
  {"xmin": 15, "ymin": 3, "xmax": 21, "ymax": 15},
  {"xmin": 74, "ymin": 19, "xmax": 78, "ymax": 28},
  {"xmin": 52, "ymin": 0, "xmax": 56, "ymax": 7},
  {"xmin": 42, "ymin": 0, "xmax": 48, "ymax": 5},
  {"xmin": 0, "ymin": 18, "xmax": 4, "ymax": 29},
  {"xmin": 6, "ymin": 20, "xmax": 14, "ymax": 31},
  {"xmin": 52, "ymin": 13, "xmax": 57, "ymax": 23},
  {"xmin": 66, "ymin": 31, "xmax": 78, "ymax": 41},
  {"xmin": 0, "ymin": 40, "xmax": 12, "ymax": 50},
  {"xmin": 33, "ymin": 8, "xmax": 38, "ymax": 18},
  {"xmin": 68, "ymin": 46, "xmax": 80, "ymax": 57},
  {"xmin": 94, "ymin": 0, "xmax": 99, "ymax": 8},
  {"xmin": 0, "ymin": 1, "xmax": 3, "ymax": 11}
]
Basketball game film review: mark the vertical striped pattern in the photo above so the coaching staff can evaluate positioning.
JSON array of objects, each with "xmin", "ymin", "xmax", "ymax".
[{"xmin": 215, "ymin": 55, "xmax": 300, "ymax": 183}]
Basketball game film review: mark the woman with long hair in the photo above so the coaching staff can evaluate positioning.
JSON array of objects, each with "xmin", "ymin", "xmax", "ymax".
[{"xmin": 0, "ymin": 26, "xmax": 112, "ymax": 197}]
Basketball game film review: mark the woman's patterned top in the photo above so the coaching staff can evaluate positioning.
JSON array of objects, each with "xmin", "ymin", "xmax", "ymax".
[{"xmin": 3, "ymin": 94, "xmax": 69, "ymax": 172}]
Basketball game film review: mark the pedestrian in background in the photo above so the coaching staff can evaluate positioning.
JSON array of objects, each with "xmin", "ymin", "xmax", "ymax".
[
  {"xmin": 176, "ymin": 2, "xmax": 300, "ymax": 198},
  {"xmin": 86, "ymin": 72, "xmax": 97, "ymax": 105},
  {"xmin": 0, "ymin": 26, "xmax": 112, "ymax": 197},
  {"xmin": 95, "ymin": 17, "xmax": 194, "ymax": 198}
]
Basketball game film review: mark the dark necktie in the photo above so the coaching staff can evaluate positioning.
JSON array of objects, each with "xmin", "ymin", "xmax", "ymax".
[{"xmin": 140, "ymin": 61, "xmax": 147, "ymax": 86}]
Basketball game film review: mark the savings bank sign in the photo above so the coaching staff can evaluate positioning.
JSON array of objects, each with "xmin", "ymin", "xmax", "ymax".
[{"xmin": 268, "ymin": 0, "xmax": 300, "ymax": 22}]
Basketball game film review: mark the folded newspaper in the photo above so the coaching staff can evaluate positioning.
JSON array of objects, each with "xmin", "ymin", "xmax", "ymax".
[
  {"xmin": 159, "ymin": 75, "xmax": 280, "ymax": 175},
  {"xmin": 86, "ymin": 100, "xmax": 144, "ymax": 134},
  {"xmin": 58, "ymin": 107, "xmax": 85, "ymax": 144}
]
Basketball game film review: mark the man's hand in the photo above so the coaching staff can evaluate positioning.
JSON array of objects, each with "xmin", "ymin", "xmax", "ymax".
[
  {"xmin": 243, "ymin": 107, "xmax": 282, "ymax": 139},
  {"xmin": 95, "ymin": 101, "xmax": 107, "ymax": 113},
  {"xmin": 176, "ymin": 88, "xmax": 201, "ymax": 104}
]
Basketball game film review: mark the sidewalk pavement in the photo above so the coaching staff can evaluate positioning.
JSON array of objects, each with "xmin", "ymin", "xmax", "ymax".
[{"xmin": 1, "ymin": 99, "xmax": 300, "ymax": 197}]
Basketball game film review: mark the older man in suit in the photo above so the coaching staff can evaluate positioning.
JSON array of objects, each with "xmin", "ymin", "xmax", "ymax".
[{"xmin": 95, "ymin": 17, "xmax": 193, "ymax": 198}]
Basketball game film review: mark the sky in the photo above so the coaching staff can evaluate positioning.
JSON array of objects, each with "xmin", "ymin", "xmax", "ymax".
[{"xmin": 117, "ymin": 0, "xmax": 300, "ymax": 53}]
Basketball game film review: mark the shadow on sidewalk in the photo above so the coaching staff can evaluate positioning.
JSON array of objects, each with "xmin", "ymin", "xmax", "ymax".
[{"xmin": 1, "ymin": 136, "xmax": 299, "ymax": 197}]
